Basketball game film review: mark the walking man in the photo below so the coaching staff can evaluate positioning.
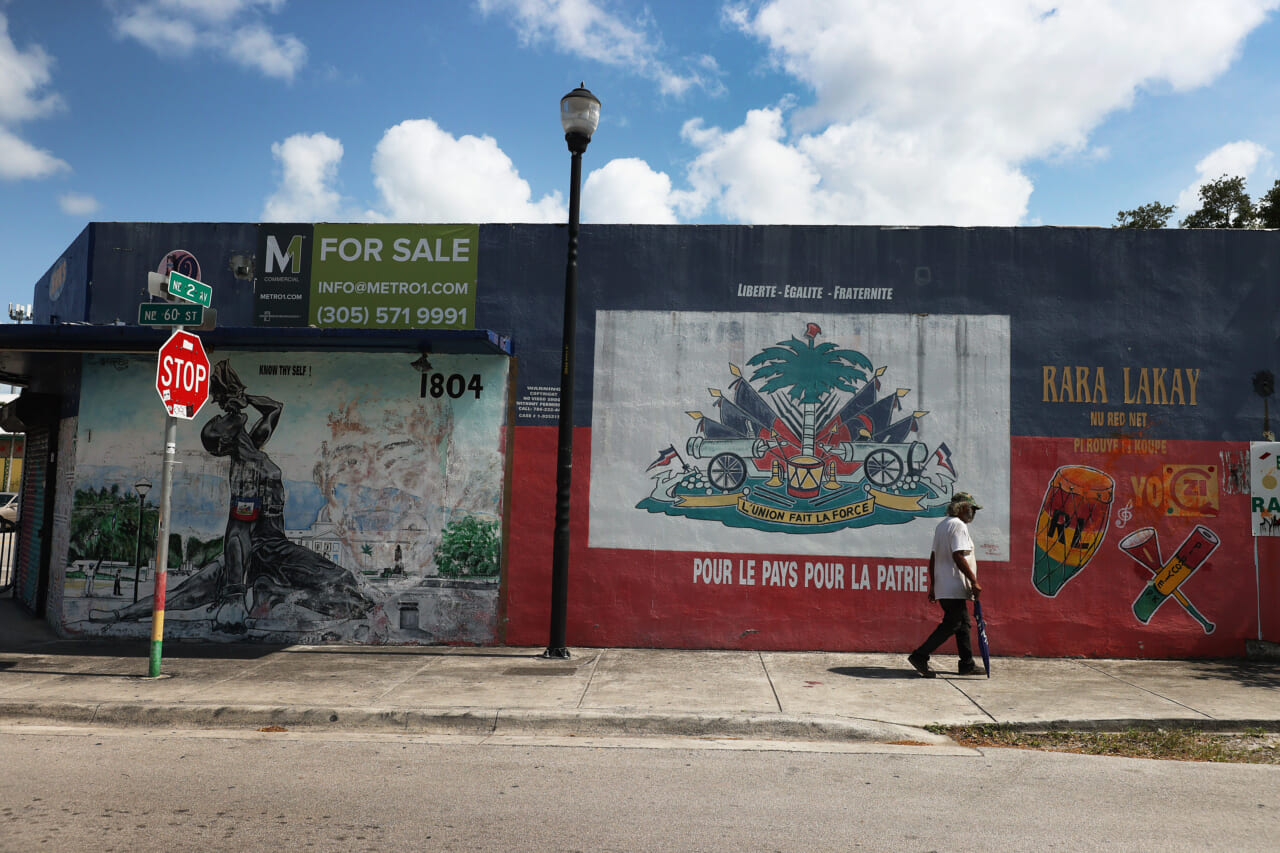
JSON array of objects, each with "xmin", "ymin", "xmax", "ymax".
[{"xmin": 908, "ymin": 492, "xmax": 984, "ymax": 678}]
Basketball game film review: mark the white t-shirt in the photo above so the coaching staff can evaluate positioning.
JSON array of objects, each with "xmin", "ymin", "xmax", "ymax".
[{"xmin": 930, "ymin": 515, "xmax": 977, "ymax": 600}]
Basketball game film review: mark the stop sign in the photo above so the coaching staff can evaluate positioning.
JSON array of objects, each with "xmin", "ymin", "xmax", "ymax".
[{"xmin": 156, "ymin": 329, "xmax": 210, "ymax": 419}]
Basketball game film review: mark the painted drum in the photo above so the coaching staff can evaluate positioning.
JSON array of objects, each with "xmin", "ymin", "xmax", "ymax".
[
  {"xmin": 786, "ymin": 455, "xmax": 824, "ymax": 498},
  {"xmin": 1132, "ymin": 524, "xmax": 1220, "ymax": 623},
  {"xmin": 1033, "ymin": 465, "xmax": 1115, "ymax": 597}
]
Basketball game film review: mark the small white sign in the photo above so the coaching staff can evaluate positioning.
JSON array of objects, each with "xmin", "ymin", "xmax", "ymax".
[{"xmin": 1250, "ymin": 442, "xmax": 1280, "ymax": 536}]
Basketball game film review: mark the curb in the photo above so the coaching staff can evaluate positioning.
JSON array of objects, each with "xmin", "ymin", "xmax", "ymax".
[
  {"xmin": 934, "ymin": 718, "xmax": 1280, "ymax": 734},
  {"xmin": 0, "ymin": 700, "xmax": 949, "ymax": 745}
]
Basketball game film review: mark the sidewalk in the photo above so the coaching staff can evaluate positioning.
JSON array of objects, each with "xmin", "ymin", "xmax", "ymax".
[{"xmin": 1, "ymin": 601, "xmax": 1277, "ymax": 745}]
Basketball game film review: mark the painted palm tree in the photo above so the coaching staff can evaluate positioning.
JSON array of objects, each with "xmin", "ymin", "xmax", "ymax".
[{"xmin": 746, "ymin": 324, "xmax": 873, "ymax": 456}]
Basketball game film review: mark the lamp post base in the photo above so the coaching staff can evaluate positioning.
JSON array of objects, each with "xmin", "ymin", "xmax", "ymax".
[{"xmin": 541, "ymin": 646, "xmax": 572, "ymax": 660}]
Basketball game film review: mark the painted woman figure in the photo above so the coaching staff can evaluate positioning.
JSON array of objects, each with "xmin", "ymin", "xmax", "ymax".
[
  {"xmin": 95, "ymin": 360, "xmax": 377, "ymax": 628},
  {"xmin": 198, "ymin": 360, "xmax": 376, "ymax": 621},
  {"xmin": 200, "ymin": 359, "xmax": 284, "ymax": 601}
]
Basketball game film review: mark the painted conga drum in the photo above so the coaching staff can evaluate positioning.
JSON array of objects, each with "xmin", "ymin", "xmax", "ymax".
[
  {"xmin": 1032, "ymin": 465, "xmax": 1115, "ymax": 596},
  {"xmin": 786, "ymin": 455, "xmax": 824, "ymax": 498}
]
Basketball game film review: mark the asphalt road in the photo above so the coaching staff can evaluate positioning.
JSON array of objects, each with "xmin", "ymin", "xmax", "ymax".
[{"xmin": 1, "ymin": 726, "xmax": 1277, "ymax": 851}]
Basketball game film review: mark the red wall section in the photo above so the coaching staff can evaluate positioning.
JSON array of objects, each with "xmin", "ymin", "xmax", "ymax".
[
  {"xmin": 503, "ymin": 425, "xmax": 558, "ymax": 646},
  {"xmin": 1260, "ymin": 537, "xmax": 1280, "ymax": 644},
  {"xmin": 1006, "ymin": 437, "xmax": 1257, "ymax": 658},
  {"xmin": 504, "ymin": 428, "xmax": 1275, "ymax": 658}
]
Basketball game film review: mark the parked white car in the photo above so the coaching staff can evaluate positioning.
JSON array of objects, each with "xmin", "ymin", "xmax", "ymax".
[{"xmin": 0, "ymin": 492, "xmax": 18, "ymax": 529}]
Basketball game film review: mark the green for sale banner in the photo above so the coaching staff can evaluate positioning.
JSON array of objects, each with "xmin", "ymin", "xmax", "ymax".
[{"xmin": 309, "ymin": 223, "xmax": 479, "ymax": 329}]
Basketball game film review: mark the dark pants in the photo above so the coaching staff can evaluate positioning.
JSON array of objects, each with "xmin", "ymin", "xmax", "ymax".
[{"xmin": 913, "ymin": 598, "xmax": 974, "ymax": 664}]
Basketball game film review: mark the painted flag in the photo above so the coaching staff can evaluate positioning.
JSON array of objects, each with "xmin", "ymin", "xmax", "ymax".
[
  {"xmin": 933, "ymin": 443, "xmax": 956, "ymax": 476},
  {"xmin": 873, "ymin": 411, "xmax": 927, "ymax": 444},
  {"xmin": 646, "ymin": 445, "xmax": 680, "ymax": 472},
  {"xmin": 833, "ymin": 366, "xmax": 886, "ymax": 428},
  {"xmin": 974, "ymin": 598, "xmax": 991, "ymax": 678}
]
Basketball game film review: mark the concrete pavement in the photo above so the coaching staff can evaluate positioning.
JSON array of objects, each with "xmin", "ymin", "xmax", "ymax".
[{"xmin": 1, "ymin": 600, "xmax": 1278, "ymax": 746}]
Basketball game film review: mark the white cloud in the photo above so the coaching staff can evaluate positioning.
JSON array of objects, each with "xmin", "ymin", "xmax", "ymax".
[
  {"xmin": 1174, "ymin": 140, "xmax": 1272, "ymax": 214},
  {"xmin": 59, "ymin": 193, "xmax": 101, "ymax": 216},
  {"xmin": 261, "ymin": 132, "xmax": 344, "ymax": 221},
  {"xmin": 582, "ymin": 158, "xmax": 683, "ymax": 223},
  {"xmin": 0, "ymin": 12, "xmax": 68, "ymax": 180},
  {"xmin": 478, "ymin": 0, "xmax": 722, "ymax": 97},
  {"xmin": 226, "ymin": 24, "xmax": 306, "ymax": 79},
  {"xmin": 368, "ymin": 119, "xmax": 564, "ymax": 223},
  {"xmin": 665, "ymin": 0, "xmax": 1279, "ymax": 225},
  {"xmin": 0, "ymin": 13, "xmax": 62, "ymax": 123},
  {"xmin": 263, "ymin": 120, "xmax": 568, "ymax": 223},
  {"xmin": 0, "ymin": 126, "xmax": 68, "ymax": 180},
  {"xmin": 112, "ymin": 0, "xmax": 306, "ymax": 81}
]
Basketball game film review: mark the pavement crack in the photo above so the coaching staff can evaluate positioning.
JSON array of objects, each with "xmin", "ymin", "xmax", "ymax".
[
  {"xmin": 1079, "ymin": 661, "xmax": 1214, "ymax": 719},
  {"xmin": 576, "ymin": 651, "xmax": 603, "ymax": 710},
  {"xmin": 759, "ymin": 652, "xmax": 783, "ymax": 713},
  {"xmin": 370, "ymin": 657, "xmax": 440, "ymax": 705},
  {"xmin": 947, "ymin": 682, "xmax": 998, "ymax": 724}
]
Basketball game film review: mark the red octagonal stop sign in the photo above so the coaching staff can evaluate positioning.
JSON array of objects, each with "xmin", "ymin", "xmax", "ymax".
[{"xmin": 156, "ymin": 329, "xmax": 210, "ymax": 419}]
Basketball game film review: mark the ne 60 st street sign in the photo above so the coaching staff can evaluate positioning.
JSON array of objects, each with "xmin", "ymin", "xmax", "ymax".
[
  {"xmin": 139, "ymin": 303, "xmax": 204, "ymax": 326},
  {"xmin": 156, "ymin": 329, "xmax": 210, "ymax": 419}
]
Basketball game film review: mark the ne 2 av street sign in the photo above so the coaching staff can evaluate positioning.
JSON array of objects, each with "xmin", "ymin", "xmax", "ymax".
[{"xmin": 168, "ymin": 270, "xmax": 213, "ymax": 308}]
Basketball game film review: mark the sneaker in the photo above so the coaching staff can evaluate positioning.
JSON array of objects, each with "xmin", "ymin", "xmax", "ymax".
[
  {"xmin": 907, "ymin": 653, "xmax": 936, "ymax": 678},
  {"xmin": 958, "ymin": 661, "xmax": 985, "ymax": 676}
]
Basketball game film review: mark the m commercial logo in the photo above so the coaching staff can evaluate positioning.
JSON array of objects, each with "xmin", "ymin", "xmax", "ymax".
[
  {"xmin": 265, "ymin": 234, "xmax": 304, "ymax": 275},
  {"xmin": 255, "ymin": 225, "xmax": 313, "ymax": 327}
]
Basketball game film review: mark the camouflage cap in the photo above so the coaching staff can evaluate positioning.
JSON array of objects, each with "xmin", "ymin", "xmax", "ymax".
[{"xmin": 951, "ymin": 491, "xmax": 982, "ymax": 510}]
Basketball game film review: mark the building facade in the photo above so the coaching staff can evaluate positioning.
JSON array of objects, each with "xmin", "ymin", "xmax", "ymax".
[{"xmin": 7, "ymin": 222, "xmax": 1279, "ymax": 657}]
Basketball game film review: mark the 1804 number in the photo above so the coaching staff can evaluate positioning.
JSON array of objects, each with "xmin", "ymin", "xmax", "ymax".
[{"xmin": 420, "ymin": 373, "xmax": 484, "ymax": 399}]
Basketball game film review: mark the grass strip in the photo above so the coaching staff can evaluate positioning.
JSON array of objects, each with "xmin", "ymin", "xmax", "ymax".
[{"xmin": 927, "ymin": 723, "xmax": 1280, "ymax": 764}]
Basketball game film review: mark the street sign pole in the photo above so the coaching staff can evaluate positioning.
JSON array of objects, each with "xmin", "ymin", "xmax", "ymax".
[
  {"xmin": 146, "ymin": 323, "xmax": 211, "ymax": 676},
  {"xmin": 148, "ymin": 410, "xmax": 178, "ymax": 677}
]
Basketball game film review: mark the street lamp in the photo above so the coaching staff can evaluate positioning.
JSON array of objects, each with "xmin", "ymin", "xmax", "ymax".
[
  {"xmin": 545, "ymin": 84, "xmax": 600, "ymax": 660},
  {"xmin": 133, "ymin": 477, "xmax": 152, "ymax": 604},
  {"xmin": 1255, "ymin": 370, "xmax": 1276, "ymax": 441}
]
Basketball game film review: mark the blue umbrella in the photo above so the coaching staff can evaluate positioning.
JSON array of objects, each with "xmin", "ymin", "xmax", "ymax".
[{"xmin": 973, "ymin": 598, "xmax": 991, "ymax": 678}]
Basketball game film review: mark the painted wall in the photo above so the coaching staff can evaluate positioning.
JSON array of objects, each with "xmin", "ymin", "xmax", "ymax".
[
  {"xmin": 27, "ymin": 223, "xmax": 1280, "ymax": 656},
  {"xmin": 56, "ymin": 350, "xmax": 510, "ymax": 644}
]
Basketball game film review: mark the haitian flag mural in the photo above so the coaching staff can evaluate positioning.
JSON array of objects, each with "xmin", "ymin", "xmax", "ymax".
[
  {"xmin": 642, "ymin": 322, "xmax": 944, "ymax": 530},
  {"xmin": 589, "ymin": 312, "xmax": 1011, "ymax": 560}
]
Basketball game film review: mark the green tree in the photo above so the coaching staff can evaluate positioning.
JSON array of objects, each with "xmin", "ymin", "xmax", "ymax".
[
  {"xmin": 1114, "ymin": 175, "xmax": 1280, "ymax": 229},
  {"xmin": 69, "ymin": 485, "xmax": 136, "ymax": 563},
  {"xmin": 1114, "ymin": 202, "xmax": 1175, "ymax": 229},
  {"xmin": 435, "ymin": 516, "xmax": 500, "ymax": 578},
  {"xmin": 1258, "ymin": 179, "xmax": 1280, "ymax": 229},
  {"xmin": 1179, "ymin": 175, "xmax": 1256, "ymax": 228},
  {"xmin": 746, "ymin": 324, "xmax": 873, "ymax": 456}
]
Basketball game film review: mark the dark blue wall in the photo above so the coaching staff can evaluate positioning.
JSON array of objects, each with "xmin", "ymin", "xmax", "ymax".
[{"xmin": 29, "ymin": 222, "xmax": 1280, "ymax": 441}]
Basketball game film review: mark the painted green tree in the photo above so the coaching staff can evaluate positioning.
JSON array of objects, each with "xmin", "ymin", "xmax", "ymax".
[
  {"xmin": 435, "ymin": 516, "xmax": 500, "ymax": 578},
  {"xmin": 69, "ymin": 485, "xmax": 152, "ymax": 565},
  {"xmin": 746, "ymin": 324, "xmax": 873, "ymax": 455}
]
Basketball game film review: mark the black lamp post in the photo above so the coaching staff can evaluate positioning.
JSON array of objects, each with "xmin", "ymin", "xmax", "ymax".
[
  {"xmin": 1254, "ymin": 371, "xmax": 1276, "ymax": 441},
  {"xmin": 545, "ymin": 83, "xmax": 600, "ymax": 660},
  {"xmin": 133, "ymin": 477, "xmax": 152, "ymax": 604}
]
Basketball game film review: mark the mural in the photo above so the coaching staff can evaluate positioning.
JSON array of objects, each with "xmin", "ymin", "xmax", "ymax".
[
  {"xmin": 638, "ymin": 322, "xmax": 956, "ymax": 532},
  {"xmin": 62, "ymin": 351, "xmax": 510, "ymax": 643},
  {"xmin": 589, "ymin": 311, "xmax": 1011, "ymax": 560}
]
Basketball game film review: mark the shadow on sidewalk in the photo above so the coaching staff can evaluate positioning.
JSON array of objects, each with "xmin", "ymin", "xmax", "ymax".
[
  {"xmin": 1178, "ymin": 660, "xmax": 1280, "ymax": 690},
  {"xmin": 828, "ymin": 665, "xmax": 919, "ymax": 680}
]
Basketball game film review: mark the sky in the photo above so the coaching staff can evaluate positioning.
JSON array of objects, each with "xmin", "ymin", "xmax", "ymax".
[{"xmin": 3, "ymin": 0, "xmax": 1280, "ymax": 315}]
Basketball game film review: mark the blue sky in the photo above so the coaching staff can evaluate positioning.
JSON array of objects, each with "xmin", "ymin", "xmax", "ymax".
[{"xmin": 4, "ymin": 0, "xmax": 1280, "ymax": 315}]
